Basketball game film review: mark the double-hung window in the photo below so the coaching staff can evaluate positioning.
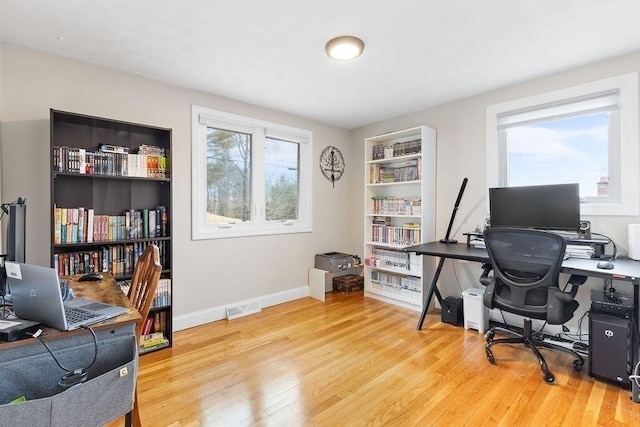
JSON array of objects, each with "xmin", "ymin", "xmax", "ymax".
[
  {"xmin": 486, "ymin": 72, "xmax": 639, "ymax": 216},
  {"xmin": 192, "ymin": 106, "xmax": 312, "ymax": 239}
]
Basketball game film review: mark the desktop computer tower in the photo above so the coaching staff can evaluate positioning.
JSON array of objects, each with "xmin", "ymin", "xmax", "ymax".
[{"xmin": 589, "ymin": 311, "xmax": 632, "ymax": 388}]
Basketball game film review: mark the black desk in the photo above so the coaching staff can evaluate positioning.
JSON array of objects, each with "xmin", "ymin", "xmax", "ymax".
[{"xmin": 405, "ymin": 241, "xmax": 640, "ymax": 403}]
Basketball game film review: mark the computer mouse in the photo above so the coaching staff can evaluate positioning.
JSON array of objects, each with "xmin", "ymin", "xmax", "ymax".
[
  {"xmin": 78, "ymin": 272, "xmax": 104, "ymax": 282},
  {"xmin": 596, "ymin": 261, "xmax": 614, "ymax": 270}
]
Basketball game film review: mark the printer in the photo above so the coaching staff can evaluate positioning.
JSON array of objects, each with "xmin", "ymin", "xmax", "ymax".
[{"xmin": 315, "ymin": 252, "xmax": 354, "ymax": 274}]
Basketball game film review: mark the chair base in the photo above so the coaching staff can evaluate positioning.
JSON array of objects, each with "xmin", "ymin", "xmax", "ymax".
[{"xmin": 484, "ymin": 319, "xmax": 584, "ymax": 384}]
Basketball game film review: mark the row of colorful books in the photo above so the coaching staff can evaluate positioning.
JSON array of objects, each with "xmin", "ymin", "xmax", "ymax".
[
  {"xmin": 139, "ymin": 332, "xmax": 170, "ymax": 353},
  {"xmin": 364, "ymin": 247, "xmax": 423, "ymax": 273},
  {"xmin": 371, "ymin": 196, "xmax": 421, "ymax": 215},
  {"xmin": 141, "ymin": 311, "xmax": 168, "ymax": 338},
  {"xmin": 371, "ymin": 224, "xmax": 421, "ymax": 246},
  {"xmin": 369, "ymin": 158, "xmax": 421, "ymax": 184},
  {"xmin": 371, "ymin": 139, "xmax": 421, "ymax": 160},
  {"xmin": 54, "ymin": 240, "xmax": 169, "ymax": 277},
  {"xmin": 118, "ymin": 277, "xmax": 172, "ymax": 308},
  {"xmin": 53, "ymin": 206, "xmax": 168, "ymax": 244},
  {"xmin": 370, "ymin": 270, "xmax": 421, "ymax": 294},
  {"xmin": 53, "ymin": 145, "xmax": 168, "ymax": 178}
]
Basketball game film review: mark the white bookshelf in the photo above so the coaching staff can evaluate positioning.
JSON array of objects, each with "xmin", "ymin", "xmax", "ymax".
[{"xmin": 363, "ymin": 126, "xmax": 436, "ymax": 311}]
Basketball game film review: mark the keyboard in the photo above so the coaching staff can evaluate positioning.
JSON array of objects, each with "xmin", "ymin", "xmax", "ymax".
[{"xmin": 64, "ymin": 306, "xmax": 101, "ymax": 324}]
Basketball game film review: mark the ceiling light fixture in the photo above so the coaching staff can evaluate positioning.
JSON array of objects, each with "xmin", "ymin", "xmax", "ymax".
[{"xmin": 325, "ymin": 36, "xmax": 365, "ymax": 61}]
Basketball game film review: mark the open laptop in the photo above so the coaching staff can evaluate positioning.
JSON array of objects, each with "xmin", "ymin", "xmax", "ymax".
[{"xmin": 4, "ymin": 261, "xmax": 128, "ymax": 331}]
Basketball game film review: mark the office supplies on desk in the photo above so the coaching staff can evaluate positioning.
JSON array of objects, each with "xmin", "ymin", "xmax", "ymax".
[
  {"xmin": 597, "ymin": 260, "xmax": 615, "ymax": 269},
  {"xmin": 78, "ymin": 272, "xmax": 104, "ymax": 282},
  {"xmin": 5, "ymin": 262, "xmax": 128, "ymax": 331},
  {"xmin": 0, "ymin": 318, "xmax": 40, "ymax": 342}
]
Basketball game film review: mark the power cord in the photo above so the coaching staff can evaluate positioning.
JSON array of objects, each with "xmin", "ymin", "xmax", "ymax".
[
  {"xmin": 629, "ymin": 312, "xmax": 640, "ymax": 387},
  {"xmin": 27, "ymin": 325, "xmax": 99, "ymax": 388},
  {"xmin": 450, "ymin": 259, "xmax": 464, "ymax": 293}
]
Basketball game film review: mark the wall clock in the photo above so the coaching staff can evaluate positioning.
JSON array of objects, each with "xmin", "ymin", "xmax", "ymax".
[{"xmin": 319, "ymin": 146, "xmax": 345, "ymax": 188}]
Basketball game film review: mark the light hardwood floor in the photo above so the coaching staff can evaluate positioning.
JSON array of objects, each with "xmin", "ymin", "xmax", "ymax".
[{"xmin": 109, "ymin": 291, "xmax": 639, "ymax": 426}]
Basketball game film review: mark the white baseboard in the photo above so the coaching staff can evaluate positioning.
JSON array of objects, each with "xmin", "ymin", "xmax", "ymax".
[{"xmin": 173, "ymin": 285, "xmax": 310, "ymax": 331}]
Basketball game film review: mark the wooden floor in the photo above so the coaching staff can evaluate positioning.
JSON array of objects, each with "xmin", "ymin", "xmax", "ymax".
[{"xmin": 109, "ymin": 292, "xmax": 640, "ymax": 426}]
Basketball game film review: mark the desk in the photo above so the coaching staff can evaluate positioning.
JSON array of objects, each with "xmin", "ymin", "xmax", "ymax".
[
  {"xmin": 405, "ymin": 241, "xmax": 640, "ymax": 403},
  {"xmin": 0, "ymin": 273, "xmax": 141, "ymax": 426}
]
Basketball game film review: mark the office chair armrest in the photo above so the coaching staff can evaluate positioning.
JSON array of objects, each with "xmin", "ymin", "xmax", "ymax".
[
  {"xmin": 547, "ymin": 287, "xmax": 575, "ymax": 324},
  {"xmin": 566, "ymin": 274, "xmax": 588, "ymax": 298},
  {"xmin": 482, "ymin": 279, "xmax": 496, "ymax": 309},
  {"xmin": 479, "ymin": 263, "xmax": 493, "ymax": 286}
]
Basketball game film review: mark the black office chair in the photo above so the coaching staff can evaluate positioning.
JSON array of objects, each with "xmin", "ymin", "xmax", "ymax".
[{"xmin": 480, "ymin": 228, "xmax": 585, "ymax": 384}]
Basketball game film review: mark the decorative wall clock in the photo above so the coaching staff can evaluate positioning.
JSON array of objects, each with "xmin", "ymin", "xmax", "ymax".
[{"xmin": 319, "ymin": 146, "xmax": 345, "ymax": 187}]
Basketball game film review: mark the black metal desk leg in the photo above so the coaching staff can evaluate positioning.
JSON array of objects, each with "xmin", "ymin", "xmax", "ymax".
[{"xmin": 417, "ymin": 257, "xmax": 446, "ymax": 330}]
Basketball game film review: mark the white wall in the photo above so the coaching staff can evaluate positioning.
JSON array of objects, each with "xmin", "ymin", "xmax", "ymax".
[
  {"xmin": 0, "ymin": 43, "xmax": 354, "ymax": 330},
  {"xmin": 348, "ymin": 51, "xmax": 640, "ymax": 331}
]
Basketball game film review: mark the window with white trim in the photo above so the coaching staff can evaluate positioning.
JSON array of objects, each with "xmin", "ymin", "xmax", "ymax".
[
  {"xmin": 192, "ymin": 106, "xmax": 312, "ymax": 239},
  {"xmin": 487, "ymin": 72, "xmax": 639, "ymax": 216}
]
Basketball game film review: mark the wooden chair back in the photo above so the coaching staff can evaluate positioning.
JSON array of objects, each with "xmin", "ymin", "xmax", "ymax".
[{"xmin": 128, "ymin": 244, "xmax": 162, "ymax": 341}]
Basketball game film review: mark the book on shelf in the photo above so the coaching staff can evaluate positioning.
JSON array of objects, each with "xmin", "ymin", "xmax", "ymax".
[
  {"xmin": 99, "ymin": 143, "xmax": 129, "ymax": 154},
  {"xmin": 54, "ymin": 207, "xmax": 62, "ymax": 244},
  {"xmin": 372, "ymin": 144, "xmax": 386, "ymax": 160},
  {"xmin": 409, "ymin": 199, "xmax": 421, "ymax": 215},
  {"xmin": 393, "ymin": 139, "xmax": 421, "ymax": 157},
  {"xmin": 372, "ymin": 216, "xmax": 391, "ymax": 226},
  {"xmin": 139, "ymin": 331, "xmax": 170, "ymax": 352}
]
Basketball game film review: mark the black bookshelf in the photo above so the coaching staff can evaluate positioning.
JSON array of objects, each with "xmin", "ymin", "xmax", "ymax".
[{"xmin": 50, "ymin": 109, "xmax": 173, "ymax": 353}]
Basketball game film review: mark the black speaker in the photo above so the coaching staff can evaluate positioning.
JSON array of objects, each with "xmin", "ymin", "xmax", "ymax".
[
  {"xmin": 589, "ymin": 311, "xmax": 631, "ymax": 387},
  {"xmin": 578, "ymin": 220, "xmax": 591, "ymax": 239},
  {"xmin": 441, "ymin": 296, "xmax": 463, "ymax": 326}
]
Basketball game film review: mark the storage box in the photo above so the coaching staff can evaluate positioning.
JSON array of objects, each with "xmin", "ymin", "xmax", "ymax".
[{"xmin": 332, "ymin": 274, "xmax": 364, "ymax": 294}]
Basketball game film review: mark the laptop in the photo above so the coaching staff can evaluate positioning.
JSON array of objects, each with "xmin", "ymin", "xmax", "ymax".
[{"xmin": 4, "ymin": 261, "xmax": 129, "ymax": 331}]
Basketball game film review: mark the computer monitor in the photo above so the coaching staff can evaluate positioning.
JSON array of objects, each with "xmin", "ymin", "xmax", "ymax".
[
  {"xmin": 6, "ymin": 203, "xmax": 26, "ymax": 263},
  {"xmin": 489, "ymin": 183, "xmax": 580, "ymax": 232}
]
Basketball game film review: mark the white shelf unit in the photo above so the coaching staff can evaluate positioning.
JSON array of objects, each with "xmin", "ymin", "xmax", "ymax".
[{"xmin": 363, "ymin": 126, "xmax": 436, "ymax": 311}]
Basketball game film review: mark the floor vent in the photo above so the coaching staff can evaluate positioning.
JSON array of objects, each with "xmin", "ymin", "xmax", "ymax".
[{"xmin": 226, "ymin": 302, "xmax": 262, "ymax": 320}]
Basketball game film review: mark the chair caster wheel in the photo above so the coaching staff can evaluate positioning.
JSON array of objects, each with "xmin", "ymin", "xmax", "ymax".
[
  {"xmin": 486, "ymin": 349, "xmax": 495, "ymax": 365},
  {"xmin": 573, "ymin": 359, "xmax": 583, "ymax": 371},
  {"xmin": 543, "ymin": 372, "xmax": 555, "ymax": 384},
  {"xmin": 486, "ymin": 330, "xmax": 495, "ymax": 342}
]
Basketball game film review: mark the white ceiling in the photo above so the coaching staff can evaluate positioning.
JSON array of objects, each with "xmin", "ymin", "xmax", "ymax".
[{"xmin": 2, "ymin": 1, "xmax": 640, "ymax": 129}]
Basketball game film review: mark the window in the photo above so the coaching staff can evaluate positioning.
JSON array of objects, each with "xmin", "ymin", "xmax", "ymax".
[
  {"xmin": 487, "ymin": 72, "xmax": 639, "ymax": 216},
  {"xmin": 192, "ymin": 106, "xmax": 312, "ymax": 239}
]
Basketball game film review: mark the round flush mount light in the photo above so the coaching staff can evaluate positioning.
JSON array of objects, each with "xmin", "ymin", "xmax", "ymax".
[{"xmin": 325, "ymin": 36, "xmax": 365, "ymax": 61}]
